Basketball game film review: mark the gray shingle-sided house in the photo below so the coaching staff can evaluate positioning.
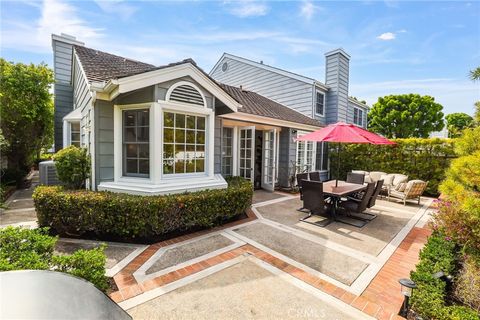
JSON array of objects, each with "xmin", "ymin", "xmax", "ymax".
[{"xmin": 52, "ymin": 33, "xmax": 369, "ymax": 195}]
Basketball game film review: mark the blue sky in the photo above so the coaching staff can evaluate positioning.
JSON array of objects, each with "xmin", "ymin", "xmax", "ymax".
[{"xmin": 1, "ymin": 0, "xmax": 479, "ymax": 115}]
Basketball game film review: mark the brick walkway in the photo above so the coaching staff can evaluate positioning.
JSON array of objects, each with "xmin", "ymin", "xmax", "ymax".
[
  {"xmin": 110, "ymin": 209, "xmax": 432, "ymax": 320},
  {"xmin": 361, "ymin": 227, "xmax": 432, "ymax": 315}
]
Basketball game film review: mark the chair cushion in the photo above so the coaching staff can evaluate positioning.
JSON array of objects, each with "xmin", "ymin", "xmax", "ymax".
[
  {"xmin": 392, "ymin": 174, "xmax": 408, "ymax": 186},
  {"xmin": 381, "ymin": 174, "xmax": 394, "ymax": 186},
  {"xmin": 395, "ymin": 182, "xmax": 407, "ymax": 192},
  {"xmin": 370, "ymin": 171, "xmax": 386, "ymax": 182},
  {"xmin": 352, "ymin": 170, "xmax": 368, "ymax": 175},
  {"xmin": 364, "ymin": 175, "xmax": 373, "ymax": 183},
  {"xmin": 404, "ymin": 180, "xmax": 427, "ymax": 197}
]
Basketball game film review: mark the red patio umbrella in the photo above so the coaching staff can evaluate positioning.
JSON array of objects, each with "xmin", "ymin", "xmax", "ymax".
[{"xmin": 296, "ymin": 122, "xmax": 395, "ymax": 186}]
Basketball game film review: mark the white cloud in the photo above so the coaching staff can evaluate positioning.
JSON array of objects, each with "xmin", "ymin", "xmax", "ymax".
[
  {"xmin": 226, "ymin": 1, "xmax": 269, "ymax": 18},
  {"xmin": 300, "ymin": 1, "xmax": 321, "ymax": 21},
  {"xmin": 377, "ymin": 32, "xmax": 396, "ymax": 40},
  {"xmin": 94, "ymin": 0, "xmax": 138, "ymax": 20},
  {"xmin": 1, "ymin": 0, "xmax": 103, "ymax": 53}
]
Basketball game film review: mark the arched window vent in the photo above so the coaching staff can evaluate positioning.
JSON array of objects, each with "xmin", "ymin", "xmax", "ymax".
[{"xmin": 167, "ymin": 82, "xmax": 206, "ymax": 107}]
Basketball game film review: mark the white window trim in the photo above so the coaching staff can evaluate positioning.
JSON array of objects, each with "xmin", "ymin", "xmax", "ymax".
[
  {"xmin": 353, "ymin": 106, "xmax": 364, "ymax": 127},
  {"xmin": 314, "ymin": 90, "xmax": 325, "ymax": 117},
  {"xmin": 114, "ymin": 103, "xmax": 155, "ymax": 184},
  {"xmin": 296, "ymin": 131, "xmax": 317, "ymax": 173},
  {"xmin": 63, "ymin": 120, "xmax": 81, "ymax": 147},
  {"xmin": 113, "ymin": 99, "xmax": 215, "ymax": 186},
  {"xmin": 165, "ymin": 80, "xmax": 207, "ymax": 108}
]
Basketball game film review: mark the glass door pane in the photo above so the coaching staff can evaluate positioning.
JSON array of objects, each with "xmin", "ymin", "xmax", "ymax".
[
  {"xmin": 239, "ymin": 127, "xmax": 255, "ymax": 182},
  {"xmin": 262, "ymin": 129, "xmax": 276, "ymax": 191}
]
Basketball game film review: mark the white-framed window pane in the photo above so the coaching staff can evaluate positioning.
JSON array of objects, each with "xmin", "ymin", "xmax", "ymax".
[
  {"xmin": 296, "ymin": 136, "xmax": 315, "ymax": 173},
  {"xmin": 70, "ymin": 121, "xmax": 81, "ymax": 147},
  {"xmin": 163, "ymin": 111, "xmax": 206, "ymax": 175},
  {"xmin": 316, "ymin": 92, "xmax": 324, "ymax": 115},
  {"xmin": 123, "ymin": 109, "xmax": 150, "ymax": 177},
  {"xmin": 221, "ymin": 127, "xmax": 233, "ymax": 177},
  {"xmin": 353, "ymin": 107, "xmax": 363, "ymax": 126}
]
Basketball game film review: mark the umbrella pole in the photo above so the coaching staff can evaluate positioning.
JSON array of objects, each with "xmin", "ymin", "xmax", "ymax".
[{"xmin": 336, "ymin": 144, "xmax": 340, "ymax": 187}]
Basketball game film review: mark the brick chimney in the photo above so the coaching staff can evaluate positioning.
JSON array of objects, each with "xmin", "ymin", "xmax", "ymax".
[
  {"xmin": 324, "ymin": 48, "xmax": 350, "ymax": 124},
  {"xmin": 51, "ymin": 34, "xmax": 84, "ymax": 151}
]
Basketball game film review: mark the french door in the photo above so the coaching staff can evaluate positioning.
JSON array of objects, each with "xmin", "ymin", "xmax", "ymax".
[
  {"xmin": 239, "ymin": 126, "xmax": 255, "ymax": 182},
  {"xmin": 261, "ymin": 129, "xmax": 277, "ymax": 191}
]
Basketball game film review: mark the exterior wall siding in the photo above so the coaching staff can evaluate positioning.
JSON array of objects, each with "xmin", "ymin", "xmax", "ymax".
[
  {"xmin": 94, "ymin": 100, "xmax": 114, "ymax": 186},
  {"xmin": 210, "ymin": 57, "xmax": 316, "ymax": 119},
  {"xmin": 72, "ymin": 54, "xmax": 93, "ymax": 150}
]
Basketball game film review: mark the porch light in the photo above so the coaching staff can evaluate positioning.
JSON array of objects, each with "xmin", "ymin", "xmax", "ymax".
[{"xmin": 398, "ymin": 278, "xmax": 416, "ymax": 317}]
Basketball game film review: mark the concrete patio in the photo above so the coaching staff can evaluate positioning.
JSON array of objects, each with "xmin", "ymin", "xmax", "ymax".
[
  {"xmin": 2, "ymin": 183, "xmax": 433, "ymax": 319},
  {"xmin": 110, "ymin": 190, "xmax": 433, "ymax": 319}
]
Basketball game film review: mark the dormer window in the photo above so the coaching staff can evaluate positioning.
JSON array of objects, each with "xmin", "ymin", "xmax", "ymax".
[{"xmin": 315, "ymin": 91, "xmax": 325, "ymax": 116}]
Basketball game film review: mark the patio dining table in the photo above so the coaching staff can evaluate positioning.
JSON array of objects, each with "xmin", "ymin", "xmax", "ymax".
[{"xmin": 322, "ymin": 180, "xmax": 367, "ymax": 227}]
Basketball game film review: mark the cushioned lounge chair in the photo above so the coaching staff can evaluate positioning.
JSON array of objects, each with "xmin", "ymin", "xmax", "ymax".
[{"xmin": 388, "ymin": 180, "xmax": 428, "ymax": 205}]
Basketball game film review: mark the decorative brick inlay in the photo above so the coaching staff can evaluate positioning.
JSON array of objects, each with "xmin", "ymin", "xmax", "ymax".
[
  {"xmin": 361, "ymin": 227, "xmax": 432, "ymax": 314},
  {"xmin": 109, "ymin": 207, "xmax": 432, "ymax": 320}
]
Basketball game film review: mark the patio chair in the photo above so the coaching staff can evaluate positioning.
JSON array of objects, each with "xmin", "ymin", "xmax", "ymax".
[
  {"xmin": 339, "ymin": 182, "xmax": 377, "ymax": 221},
  {"xmin": 387, "ymin": 180, "xmax": 428, "ymax": 205},
  {"xmin": 301, "ymin": 180, "xmax": 331, "ymax": 217},
  {"xmin": 346, "ymin": 172, "xmax": 365, "ymax": 185},
  {"xmin": 309, "ymin": 171, "xmax": 321, "ymax": 181},
  {"xmin": 296, "ymin": 172, "xmax": 309, "ymax": 212},
  {"xmin": 367, "ymin": 179, "xmax": 384, "ymax": 208}
]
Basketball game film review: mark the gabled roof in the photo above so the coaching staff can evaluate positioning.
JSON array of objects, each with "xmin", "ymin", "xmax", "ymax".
[
  {"xmin": 219, "ymin": 84, "xmax": 322, "ymax": 128},
  {"xmin": 74, "ymin": 45, "xmax": 157, "ymax": 82},
  {"xmin": 211, "ymin": 53, "xmax": 329, "ymax": 91}
]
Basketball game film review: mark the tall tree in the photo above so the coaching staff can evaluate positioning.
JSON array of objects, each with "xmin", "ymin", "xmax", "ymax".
[
  {"xmin": 445, "ymin": 113, "xmax": 474, "ymax": 137},
  {"xmin": 0, "ymin": 59, "xmax": 54, "ymax": 186},
  {"xmin": 367, "ymin": 94, "xmax": 444, "ymax": 138},
  {"xmin": 474, "ymin": 101, "xmax": 480, "ymax": 126},
  {"xmin": 470, "ymin": 67, "xmax": 480, "ymax": 81}
]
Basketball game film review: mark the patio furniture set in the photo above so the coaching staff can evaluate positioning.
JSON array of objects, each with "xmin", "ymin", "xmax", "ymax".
[
  {"xmin": 297, "ymin": 171, "xmax": 428, "ymax": 228},
  {"xmin": 297, "ymin": 172, "xmax": 383, "ymax": 228}
]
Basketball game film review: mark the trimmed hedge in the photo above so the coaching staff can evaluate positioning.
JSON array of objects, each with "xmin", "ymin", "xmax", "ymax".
[
  {"xmin": 410, "ymin": 231, "xmax": 480, "ymax": 320},
  {"xmin": 33, "ymin": 176, "xmax": 253, "ymax": 241},
  {"xmin": 0, "ymin": 227, "xmax": 108, "ymax": 291},
  {"xmin": 330, "ymin": 138, "xmax": 456, "ymax": 195}
]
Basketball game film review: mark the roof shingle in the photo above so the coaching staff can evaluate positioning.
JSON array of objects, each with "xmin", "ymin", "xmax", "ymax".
[
  {"xmin": 73, "ymin": 45, "xmax": 322, "ymax": 128},
  {"xmin": 219, "ymin": 84, "xmax": 322, "ymax": 128}
]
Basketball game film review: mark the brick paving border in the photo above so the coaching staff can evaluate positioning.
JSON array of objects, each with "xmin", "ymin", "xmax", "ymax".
[{"xmin": 109, "ymin": 207, "xmax": 431, "ymax": 320}]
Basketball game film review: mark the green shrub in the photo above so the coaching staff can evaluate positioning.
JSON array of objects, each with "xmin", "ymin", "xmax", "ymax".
[
  {"xmin": 454, "ymin": 254, "xmax": 480, "ymax": 313},
  {"xmin": 0, "ymin": 227, "xmax": 108, "ymax": 291},
  {"xmin": 410, "ymin": 231, "xmax": 480, "ymax": 320},
  {"xmin": 33, "ymin": 176, "xmax": 253, "ymax": 241},
  {"xmin": 53, "ymin": 246, "xmax": 108, "ymax": 292},
  {"xmin": 330, "ymin": 138, "xmax": 455, "ymax": 195},
  {"xmin": 52, "ymin": 146, "xmax": 90, "ymax": 189},
  {"xmin": 454, "ymin": 127, "xmax": 480, "ymax": 156}
]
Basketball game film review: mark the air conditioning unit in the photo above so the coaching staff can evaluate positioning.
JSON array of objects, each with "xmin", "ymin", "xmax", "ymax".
[{"xmin": 39, "ymin": 161, "xmax": 61, "ymax": 185}]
